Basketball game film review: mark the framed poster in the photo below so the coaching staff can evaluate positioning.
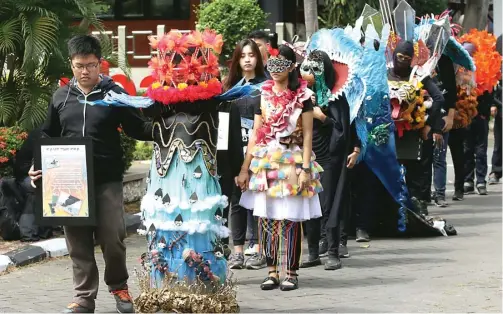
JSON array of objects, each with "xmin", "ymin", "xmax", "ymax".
[{"xmin": 34, "ymin": 137, "xmax": 96, "ymax": 226}]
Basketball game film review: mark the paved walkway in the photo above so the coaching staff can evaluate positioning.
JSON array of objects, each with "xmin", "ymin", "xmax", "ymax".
[{"xmin": 0, "ymin": 149, "xmax": 501, "ymax": 313}]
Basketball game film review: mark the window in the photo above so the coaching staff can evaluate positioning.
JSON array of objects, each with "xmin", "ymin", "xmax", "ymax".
[
  {"xmin": 122, "ymin": 0, "xmax": 144, "ymax": 18},
  {"xmin": 94, "ymin": 0, "xmax": 190, "ymax": 20},
  {"xmin": 150, "ymin": 0, "xmax": 190, "ymax": 20}
]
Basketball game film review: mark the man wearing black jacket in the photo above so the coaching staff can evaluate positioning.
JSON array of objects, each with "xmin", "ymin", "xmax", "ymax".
[{"xmin": 29, "ymin": 35, "xmax": 152, "ymax": 313}]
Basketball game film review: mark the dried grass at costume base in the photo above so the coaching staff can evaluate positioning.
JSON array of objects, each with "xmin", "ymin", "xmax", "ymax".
[{"xmin": 133, "ymin": 268, "xmax": 240, "ymax": 313}]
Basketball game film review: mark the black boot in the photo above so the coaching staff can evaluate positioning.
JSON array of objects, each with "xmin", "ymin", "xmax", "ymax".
[
  {"xmin": 300, "ymin": 255, "xmax": 322, "ymax": 268},
  {"xmin": 324, "ymin": 255, "xmax": 342, "ymax": 270},
  {"xmin": 300, "ymin": 247, "xmax": 321, "ymax": 268},
  {"xmin": 319, "ymin": 238, "xmax": 328, "ymax": 256}
]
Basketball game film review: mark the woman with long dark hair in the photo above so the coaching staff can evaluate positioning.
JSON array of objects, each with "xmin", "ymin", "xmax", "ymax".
[
  {"xmin": 223, "ymin": 39, "xmax": 266, "ymax": 91},
  {"xmin": 236, "ymin": 45, "xmax": 322, "ymax": 291},
  {"xmin": 218, "ymin": 39, "xmax": 268, "ymax": 270}
]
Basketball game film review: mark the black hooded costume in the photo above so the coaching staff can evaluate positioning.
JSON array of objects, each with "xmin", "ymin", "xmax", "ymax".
[{"xmin": 300, "ymin": 50, "xmax": 360, "ymax": 268}]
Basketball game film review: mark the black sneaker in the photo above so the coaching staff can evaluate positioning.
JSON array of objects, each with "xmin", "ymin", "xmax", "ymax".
[
  {"xmin": 324, "ymin": 256, "xmax": 342, "ymax": 270},
  {"xmin": 319, "ymin": 239, "xmax": 328, "ymax": 257},
  {"xmin": 111, "ymin": 288, "xmax": 135, "ymax": 313},
  {"xmin": 339, "ymin": 244, "xmax": 350, "ymax": 258},
  {"xmin": 245, "ymin": 253, "xmax": 267, "ymax": 270},
  {"xmin": 228, "ymin": 252, "xmax": 245, "ymax": 269},
  {"xmin": 300, "ymin": 255, "xmax": 322, "ymax": 268},
  {"xmin": 476, "ymin": 184, "xmax": 488, "ymax": 195},
  {"xmin": 464, "ymin": 183, "xmax": 475, "ymax": 194},
  {"xmin": 62, "ymin": 303, "xmax": 94, "ymax": 313},
  {"xmin": 434, "ymin": 196, "xmax": 448, "ymax": 207},
  {"xmin": 356, "ymin": 229, "xmax": 370, "ymax": 242},
  {"xmin": 452, "ymin": 190, "xmax": 464, "ymax": 201},
  {"xmin": 488, "ymin": 173, "xmax": 500, "ymax": 185}
]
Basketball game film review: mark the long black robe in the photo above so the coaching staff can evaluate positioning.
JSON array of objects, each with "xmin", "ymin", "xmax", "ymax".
[{"xmin": 324, "ymin": 95, "xmax": 360, "ymax": 230}]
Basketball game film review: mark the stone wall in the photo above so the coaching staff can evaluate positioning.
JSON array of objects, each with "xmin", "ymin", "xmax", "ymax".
[{"xmin": 123, "ymin": 172, "xmax": 147, "ymax": 203}]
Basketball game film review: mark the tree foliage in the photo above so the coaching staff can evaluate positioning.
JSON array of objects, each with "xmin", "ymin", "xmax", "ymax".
[
  {"xmin": 196, "ymin": 0, "xmax": 269, "ymax": 61},
  {"xmin": 0, "ymin": 0, "xmax": 124, "ymax": 131}
]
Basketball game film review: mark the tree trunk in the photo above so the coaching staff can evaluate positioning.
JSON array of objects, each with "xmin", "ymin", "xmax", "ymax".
[
  {"xmin": 304, "ymin": 0, "xmax": 318, "ymax": 39},
  {"xmin": 463, "ymin": 0, "xmax": 490, "ymax": 31}
]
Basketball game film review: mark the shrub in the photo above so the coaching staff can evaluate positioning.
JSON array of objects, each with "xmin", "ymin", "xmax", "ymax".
[
  {"xmin": 0, "ymin": 127, "xmax": 28, "ymax": 177},
  {"xmin": 133, "ymin": 142, "xmax": 153, "ymax": 161},
  {"xmin": 196, "ymin": 0, "xmax": 269, "ymax": 61},
  {"xmin": 119, "ymin": 128, "xmax": 136, "ymax": 174}
]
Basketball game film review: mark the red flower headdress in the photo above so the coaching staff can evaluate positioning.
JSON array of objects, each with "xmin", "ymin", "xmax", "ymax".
[
  {"xmin": 267, "ymin": 44, "xmax": 279, "ymax": 57},
  {"xmin": 146, "ymin": 29, "xmax": 224, "ymax": 105}
]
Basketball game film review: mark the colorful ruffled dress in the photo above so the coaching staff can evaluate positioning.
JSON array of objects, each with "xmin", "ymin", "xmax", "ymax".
[{"xmin": 239, "ymin": 80, "xmax": 323, "ymax": 221}]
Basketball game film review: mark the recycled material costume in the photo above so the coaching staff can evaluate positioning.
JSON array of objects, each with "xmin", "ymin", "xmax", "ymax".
[
  {"xmin": 299, "ymin": 49, "xmax": 361, "ymax": 267},
  {"xmin": 239, "ymin": 50, "xmax": 323, "ymax": 276},
  {"xmin": 302, "ymin": 2, "xmax": 457, "ymax": 237},
  {"xmin": 97, "ymin": 29, "xmax": 239, "ymax": 313}
]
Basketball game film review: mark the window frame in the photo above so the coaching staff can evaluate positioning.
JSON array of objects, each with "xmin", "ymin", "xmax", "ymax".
[{"xmin": 96, "ymin": 0, "xmax": 191, "ymax": 21}]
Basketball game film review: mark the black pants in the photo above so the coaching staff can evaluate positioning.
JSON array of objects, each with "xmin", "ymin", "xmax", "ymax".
[
  {"xmin": 491, "ymin": 114, "xmax": 502, "ymax": 178},
  {"xmin": 259, "ymin": 218, "xmax": 302, "ymax": 271},
  {"xmin": 464, "ymin": 116, "xmax": 489, "ymax": 185},
  {"xmin": 230, "ymin": 201, "xmax": 258, "ymax": 246},
  {"xmin": 352, "ymin": 162, "xmax": 379, "ymax": 232},
  {"xmin": 305, "ymin": 165, "xmax": 341, "ymax": 257},
  {"xmin": 448, "ymin": 128, "xmax": 466, "ymax": 192},
  {"xmin": 401, "ymin": 137, "xmax": 434, "ymax": 202}
]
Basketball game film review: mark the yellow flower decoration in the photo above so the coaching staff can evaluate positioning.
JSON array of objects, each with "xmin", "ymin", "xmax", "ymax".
[
  {"xmin": 151, "ymin": 82, "xmax": 161, "ymax": 89},
  {"xmin": 199, "ymin": 81, "xmax": 208, "ymax": 88},
  {"xmin": 177, "ymin": 83, "xmax": 188, "ymax": 90}
]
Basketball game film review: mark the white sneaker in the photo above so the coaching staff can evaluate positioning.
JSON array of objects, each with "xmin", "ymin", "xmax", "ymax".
[{"xmin": 244, "ymin": 244, "xmax": 259, "ymax": 256}]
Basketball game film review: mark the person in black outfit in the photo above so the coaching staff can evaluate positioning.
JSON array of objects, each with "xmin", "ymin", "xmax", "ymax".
[
  {"xmin": 299, "ymin": 50, "xmax": 361, "ymax": 270},
  {"xmin": 389, "ymin": 41, "xmax": 444, "ymax": 215},
  {"xmin": 429, "ymin": 54, "xmax": 457, "ymax": 207},
  {"xmin": 219, "ymin": 39, "xmax": 267, "ymax": 270},
  {"xmin": 488, "ymin": 36, "xmax": 502, "ymax": 185}
]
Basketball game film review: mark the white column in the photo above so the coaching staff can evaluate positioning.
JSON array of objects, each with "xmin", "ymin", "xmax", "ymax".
[
  {"xmin": 494, "ymin": 0, "xmax": 502, "ymax": 37},
  {"xmin": 117, "ymin": 25, "xmax": 127, "ymax": 67}
]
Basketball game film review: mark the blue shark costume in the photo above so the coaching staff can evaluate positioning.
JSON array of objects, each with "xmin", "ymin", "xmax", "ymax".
[{"xmin": 305, "ymin": 12, "xmax": 457, "ymax": 236}]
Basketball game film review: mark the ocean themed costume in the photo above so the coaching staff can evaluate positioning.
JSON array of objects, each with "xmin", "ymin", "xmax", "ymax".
[
  {"xmin": 303, "ymin": 2, "xmax": 456, "ymax": 237},
  {"xmin": 239, "ymin": 69, "xmax": 323, "ymax": 272},
  {"xmin": 98, "ymin": 29, "xmax": 239, "ymax": 313}
]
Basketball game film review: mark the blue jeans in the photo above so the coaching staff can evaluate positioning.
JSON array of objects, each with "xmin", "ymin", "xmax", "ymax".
[
  {"xmin": 432, "ymin": 132, "xmax": 450, "ymax": 198},
  {"xmin": 464, "ymin": 116, "xmax": 489, "ymax": 185}
]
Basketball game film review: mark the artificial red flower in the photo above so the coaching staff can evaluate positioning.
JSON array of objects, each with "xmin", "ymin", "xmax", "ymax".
[
  {"xmin": 148, "ymin": 35, "xmax": 160, "ymax": 49},
  {"xmin": 202, "ymin": 29, "xmax": 223, "ymax": 54},
  {"xmin": 187, "ymin": 30, "xmax": 204, "ymax": 48},
  {"xmin": 202, "ymin": 53, "xmax": 220, "ymax": 77},
  {"xmin": 184, "ymin": 55, "xmax": 203, "ymax": 82},
  {"xmin": 165, "ymin": 30, "xmax": 190, "ymax": 55},
  {"xmin": 267, "ymin": 44, "xmax": 279, "ymax": 57}
]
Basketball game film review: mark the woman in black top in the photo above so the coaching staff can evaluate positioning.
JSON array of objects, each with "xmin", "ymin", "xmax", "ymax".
[{"xmin": 219, "ymin": 39, "xmax": 267, "ymax": 270}]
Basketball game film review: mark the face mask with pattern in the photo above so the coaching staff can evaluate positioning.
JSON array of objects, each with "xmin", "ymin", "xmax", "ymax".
[
  {"xmin": 300, "ymin": 51, "xmax": 332, "ymax": 107},
  {"xmin": 266, "ymin": 57, "xmax": 293, "ymax": 73}
]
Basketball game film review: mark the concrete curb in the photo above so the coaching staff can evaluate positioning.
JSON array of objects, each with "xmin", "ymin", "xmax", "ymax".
[{"xmin": 0, "ymin": 212, "xmax": 142, "ymax": 272}]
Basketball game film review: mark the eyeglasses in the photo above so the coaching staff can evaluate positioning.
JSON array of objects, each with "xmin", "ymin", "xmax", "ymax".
[{"xmin": 71, "ymin": 62, "xmax": 99, "ymax": 71}]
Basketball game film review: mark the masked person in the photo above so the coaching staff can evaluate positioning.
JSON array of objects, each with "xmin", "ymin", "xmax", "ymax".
[
  {"xmin": 298, "ymin": 50, "xmax": 360, "ymax": 270},
  {"xmin": 236, "ymin": 45, "xmax": 323, "ymax": 291},
  {"xmin": 388, "ymin": 40, "xmax": 444, "ymax": 215}
]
